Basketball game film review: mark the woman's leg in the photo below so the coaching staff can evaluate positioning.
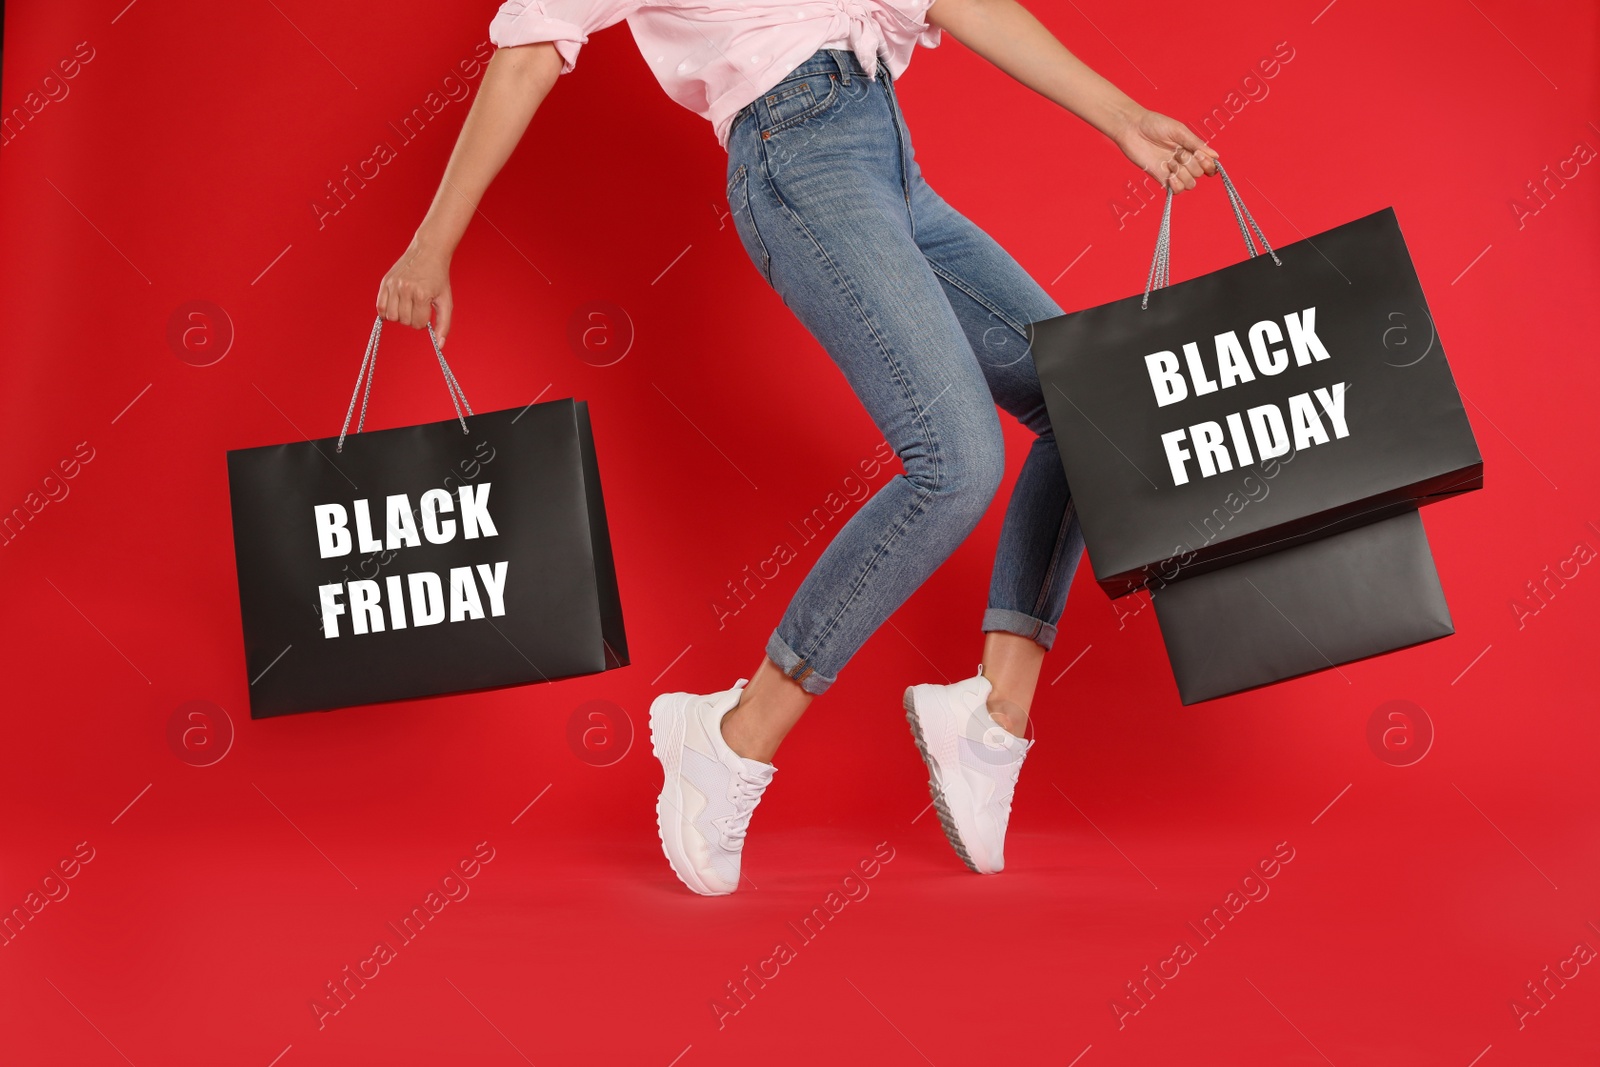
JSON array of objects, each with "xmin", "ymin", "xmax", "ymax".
[
  {"xmin": 718, "ymin": 52, "xmax": 1008, "ymax": 758},
  {"xmin": 897, "ymin": 132, "xmax": 1089, "ymax": 736},
  {"xmin": 874, "ymin": 132, "xmax": 1086, "ymax": 874},
  {"xmin": 978, "ymin": 631, "xmax": 1046, "ymax": 735}
]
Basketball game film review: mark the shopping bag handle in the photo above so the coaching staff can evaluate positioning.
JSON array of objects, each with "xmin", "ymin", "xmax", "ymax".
[
  {"xmin": 1141, "ymin": 161, "xmax": 1281, "ymax": 310},
  {"xmin": 336, "ymin": 314, "xmax": 474, "ymax": 452}
]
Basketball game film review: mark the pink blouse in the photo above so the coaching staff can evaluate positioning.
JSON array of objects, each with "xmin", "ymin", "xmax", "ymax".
[{"xmin": 488, "ymin": 0, "xmax": 944, "ymax": 147}]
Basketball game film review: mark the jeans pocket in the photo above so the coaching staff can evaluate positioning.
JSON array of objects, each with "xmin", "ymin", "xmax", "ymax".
[
  {"xmin": 726, "ymin": 163, "xmax": 773, "ymax": 286},
  {"xmin": 758, "ymin": 72, "xmax": 839, "ymax": 137}
]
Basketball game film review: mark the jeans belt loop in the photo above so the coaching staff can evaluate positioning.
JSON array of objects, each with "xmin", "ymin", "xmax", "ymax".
[{"xmin": 830, "ymin": 48, "xmax": 852, "ymax": 86}]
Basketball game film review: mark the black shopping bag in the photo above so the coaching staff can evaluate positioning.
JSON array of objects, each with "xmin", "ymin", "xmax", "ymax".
[
  {"xmin": 1028, "ymin": 166, "xmax": 1482, "ymax": 597},
  {"xmin": 1149, "ymin": 509, "xmax": 1454, "ymax": 704},
  {"xmin": 226, "ymin": 317, "xmax": 627, "ymax": 718}
]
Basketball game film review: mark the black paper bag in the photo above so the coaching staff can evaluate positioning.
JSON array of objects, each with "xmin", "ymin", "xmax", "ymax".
[
  {"xmin": 1150, "ymin": 508, "xmax": 1452, "ymax": 704},
  {"xmin": 1029, "ymin": 176, "xmax": 1481, "ymax": 597},
  {"xmin": 226, "ymin": 320, "xmax": 627, "ymax": 718}
]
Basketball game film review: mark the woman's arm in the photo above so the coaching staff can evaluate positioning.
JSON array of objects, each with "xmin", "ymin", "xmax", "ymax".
[
  {"xmin": 376, "ymin": 42, "xmax": 563, "ymax": 340},
  {"xmin": 925, "ymin": 0, "xmax": 1217, "ymax": 192}
]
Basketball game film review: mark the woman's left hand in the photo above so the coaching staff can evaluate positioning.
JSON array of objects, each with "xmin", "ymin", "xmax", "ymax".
[{"xmin": 1114, "ymin": 109, "xmax": 1218, "ymax": 193}]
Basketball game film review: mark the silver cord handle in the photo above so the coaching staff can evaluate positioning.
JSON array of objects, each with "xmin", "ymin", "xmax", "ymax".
[
  {"xmin": 1141, "ymin": 160, "xmax": 1281, "ymax": 310},
  {"xmin": 336, "ymin": 315, "xmax": 474, "ymax": 452}
]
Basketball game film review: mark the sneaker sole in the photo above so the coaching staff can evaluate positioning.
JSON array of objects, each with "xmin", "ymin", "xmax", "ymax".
[
  {"xmin": 649, "ymin": 692, "xmax": 722, "ymax": 897},
  {"xmin": 904, "ymin": 686, "xmax": 999, "ymax": 874}
]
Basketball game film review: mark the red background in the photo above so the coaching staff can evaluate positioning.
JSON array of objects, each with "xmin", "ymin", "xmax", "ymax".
[{"xmin": 2, "ymin": 0, "xmax": 1597, "ymax": 1063}]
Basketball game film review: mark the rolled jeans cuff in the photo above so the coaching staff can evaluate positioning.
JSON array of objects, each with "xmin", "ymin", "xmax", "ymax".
[
  {"xmin": 765, "ymin": 630, "xmax": 837, "ymax": 696},
  {"xmin": 981, "ymin": 607, "xmax": 1058, "ymax": 651}
]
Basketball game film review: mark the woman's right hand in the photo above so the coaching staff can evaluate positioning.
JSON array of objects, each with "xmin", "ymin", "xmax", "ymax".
[
  {"xmin": 371, "ymin": 44, "xmax": 564, "ymax": 344},
  {"xmin": 377, "ymin": 238, "xmax": 453, "ymax": 343},
  {"xmin": 1112, "ymin": 108, "xmax": 1218, "ymax": 193}
]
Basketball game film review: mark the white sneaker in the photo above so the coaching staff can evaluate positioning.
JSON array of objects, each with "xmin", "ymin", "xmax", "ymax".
[
  {"xmin": 904, "ymin": 667, "xmax": 1030, "ymax": 874},
  {"xmin": 650, "ymin": 679, "xmax": 776, "ymax": 896}
]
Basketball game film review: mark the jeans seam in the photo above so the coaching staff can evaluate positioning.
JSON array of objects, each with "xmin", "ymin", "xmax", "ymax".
[
  {"xmin": 730, "ymin": 161, "xmax": 774, "ymax": 285},
  {"xmin": 877, "ymin": 65, "xmax": 916, "ymax": 239},
  {"xmin": 754, "ymin": 144, "xmax": 945, "ymax": 663},
  {"xmin": 926, "ymin": 259, "xmax": 1028, "ymax": 339},
  {"xmin": 755, "ymin": 144, "xmax": 942, "ymax": 499},
  {"xmin": 793, "ymin": 481, "xmax": 935, "ymax": 669},
  {"xmin": 1030, "ymin": 496, "xmax": 1076, "ymax": 620},
  {"xmin": 929, "ymin": 254, "xmax": 1069, "ymax": 626}
]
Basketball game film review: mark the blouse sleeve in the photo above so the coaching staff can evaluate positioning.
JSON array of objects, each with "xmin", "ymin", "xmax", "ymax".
[
  {"xmin": 914, "ymin": 0, "xmax": 943, "ymax": 48},
  {"xmin": 488, "ymin": 0, "xmax": 642, "ymax": 74},
  {"xmin": 879, "ymin": 0, "xmax": 943, "ymax": 50}
]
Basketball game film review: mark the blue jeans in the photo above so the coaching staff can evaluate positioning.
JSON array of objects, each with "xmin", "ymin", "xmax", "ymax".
[{"xmin": 725, "ymin": 48, "xmax": 1085, "ymax": 696}]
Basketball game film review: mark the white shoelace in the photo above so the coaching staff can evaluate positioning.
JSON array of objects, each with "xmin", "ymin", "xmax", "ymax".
[
  {"xmin": 969, "ymin": 699, "xmax": 1027, "ymax": 816},
  {"xmin": 718, "ymin": 770, "xmax": 769, "ymax": 850}
]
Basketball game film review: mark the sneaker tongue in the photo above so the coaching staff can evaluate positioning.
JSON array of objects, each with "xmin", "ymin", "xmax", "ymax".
[{"xmin": 739, "ymin": 756, "xmax": 775, "ymax": 779}]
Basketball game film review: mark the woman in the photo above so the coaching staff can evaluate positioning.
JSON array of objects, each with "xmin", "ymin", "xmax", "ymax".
[{"xmin": 378, "ymin": 0, "xmax": 1218, "ymax": 896}]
